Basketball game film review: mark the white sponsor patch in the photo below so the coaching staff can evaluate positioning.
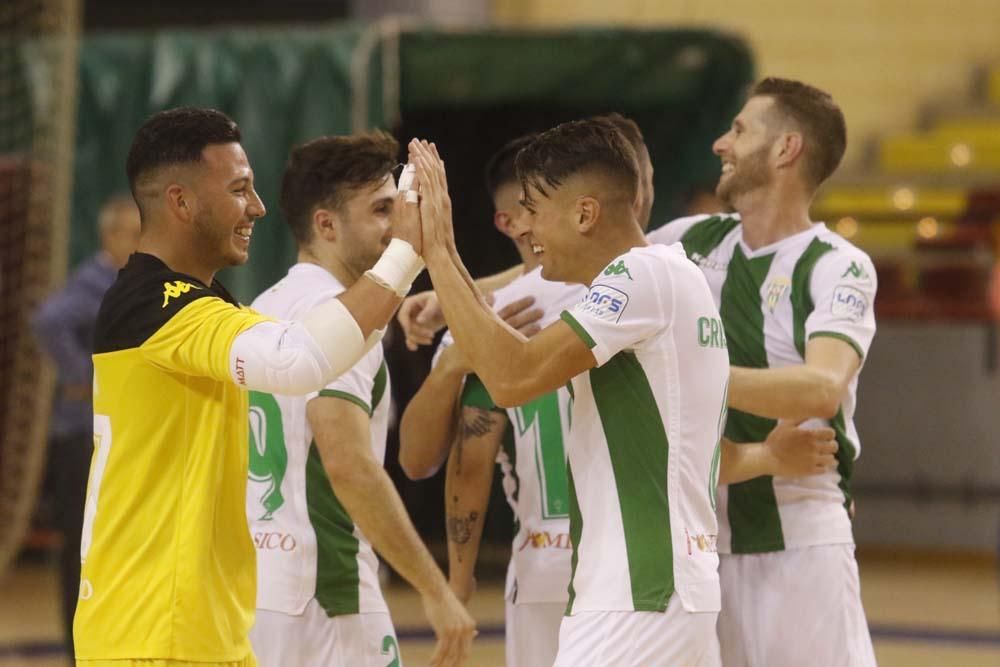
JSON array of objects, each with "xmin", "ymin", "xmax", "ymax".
[
  {"xmin": 831, "ymin": 285, "xmax": 868, "ymax": 321},
  {"xmin": 578, "ymin": 283, "xmax": 629, "ymax": 323}
]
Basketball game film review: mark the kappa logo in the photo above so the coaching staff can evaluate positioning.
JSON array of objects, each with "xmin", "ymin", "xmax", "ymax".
[
  {"xmin": 579, "ymin": 284, "xmax": 629, "ymax": 323},
  {"xmin": 161, "ymin": 280, "xmax": 201, "ymax": 308},
  {"xmin": 603, "ymin": 260, "xmax": 633, "ymax": 281},
  {"xmin": 765, "ymin": 276, "xmax": 791, "ymax": 313},
  {"xmin": 841, "ymin": 261, "xmax": 871, "ymax": 282}
]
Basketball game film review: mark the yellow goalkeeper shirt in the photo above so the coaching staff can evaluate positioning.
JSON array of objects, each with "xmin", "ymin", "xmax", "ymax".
[{"xmin": 74, "ymin": 252, "xmax": 270, "ymax": 661}]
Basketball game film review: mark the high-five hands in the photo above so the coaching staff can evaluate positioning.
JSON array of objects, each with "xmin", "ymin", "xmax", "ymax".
[
  {"xmin": 407, "ymin": 139, "xmax": 457, "ymax": 257},
  {"xmin": 392, "ymin": 159, "xmax": 423, "ymax": 256}
]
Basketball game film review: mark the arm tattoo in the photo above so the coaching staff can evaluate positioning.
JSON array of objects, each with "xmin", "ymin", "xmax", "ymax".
[{"xmin": 447, "ymin": 511, "xmax": 479, "ymax": 546}]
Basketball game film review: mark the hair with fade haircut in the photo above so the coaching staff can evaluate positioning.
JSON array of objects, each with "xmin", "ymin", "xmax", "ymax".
[
  {"xmin": 484, "ymin": 133, "xmax": 537, "ymax": 203},
  {"xmin": 126, "ymin": 107, "xmax": 241, "ymax": 215},
  {"xmin": 592, "ymin": 112, "xmax": 646, "ymax": 159},
  {"xmin": 514, "ymin": 118, "xmax": 639, "ymax": 211},
  {"xmin": 751, "ymin": 77, "xmax": 847, "ymax": 190},
  {"xmin": 280, "ymin": 131, "xmax": 399, "ymax": 245}
]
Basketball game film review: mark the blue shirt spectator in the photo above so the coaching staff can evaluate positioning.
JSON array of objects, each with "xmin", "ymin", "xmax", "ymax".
[
  {"xmin": 33, "ymin": 196, "xmax": 141, "ymax": 437},
  {"xmin": 33, "ymin": 254, "xmax": 118, "ymax": 437},
  {"xmin": 30, "ymin": 194, "xmax": 140, "ymax": 660}
]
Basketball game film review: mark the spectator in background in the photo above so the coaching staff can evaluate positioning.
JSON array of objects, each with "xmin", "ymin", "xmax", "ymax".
[{"xmin": 32, "ymin": 194, "xmax": 140, "ymax": 661}]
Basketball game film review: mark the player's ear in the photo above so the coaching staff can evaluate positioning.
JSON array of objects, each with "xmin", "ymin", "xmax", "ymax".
[
  {"xmin": 165, "ymin": 183, "xmax": 194, "ymax": 223},
  {"xmin": 576, "ymin": 196, "xmax": 600, "ymax": 234},
  {"xmin": 494, "ymin": 211, "xmax": 511, "ymax": 236},
  {"xmin": 775, "ymin": 131, "xmax": 804, "ymax": 170},
  {"xmin": 313, "ymin": 208, "xmax": 338, "ymax": 242}
]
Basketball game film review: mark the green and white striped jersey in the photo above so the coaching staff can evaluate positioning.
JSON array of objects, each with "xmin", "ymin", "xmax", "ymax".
[
  {"xmin": 647, "ymin": 214, "xmax": 878, "ymax": 554},
  {"xmin": 560, "ymin": 243, "xmax": 729, "ymax": 615},
  {"xmin": 436, "ymin": 267, "xmax": 586, "ymax": 605},
  {"xmin": 247, "ymin": 263, "xmax": 391, "ymax": 617}
]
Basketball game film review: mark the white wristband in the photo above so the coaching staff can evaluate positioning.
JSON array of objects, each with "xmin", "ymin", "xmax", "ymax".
[{"xmin": 366, "ymin": 238, "xmax": 424, "ymax": 297}]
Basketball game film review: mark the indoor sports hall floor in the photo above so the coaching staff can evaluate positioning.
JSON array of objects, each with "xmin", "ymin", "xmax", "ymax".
[{"xmin": 1, "ymin": 552, "xmax": 997, "ymax": 666}]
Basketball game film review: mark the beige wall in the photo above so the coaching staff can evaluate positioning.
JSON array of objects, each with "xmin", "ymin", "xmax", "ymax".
[{"xmin": 494, "ymin": 0, "xmax": 1000, "ymax": 168}]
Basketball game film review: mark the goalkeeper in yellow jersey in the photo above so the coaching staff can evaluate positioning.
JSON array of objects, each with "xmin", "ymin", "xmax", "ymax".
[{"xmin": 73, "ymin": 107, "xmax": 428, "ymax": 666}]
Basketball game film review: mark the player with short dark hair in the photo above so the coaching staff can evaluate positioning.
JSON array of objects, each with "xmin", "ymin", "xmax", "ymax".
[
  {"xmin": 401, "ymin": 132, "xmax": 583, "ymax": 666},
  {"xmin": 75, "ymin": 107, "xmax": 425, "ymax": 665},
  {"xmin": 413, "ymin": 119, "xmax": 729, "ymax": 666},
  {"xmin": 247, "ymin": 132, "xmax": 474, "ymax": 667}
]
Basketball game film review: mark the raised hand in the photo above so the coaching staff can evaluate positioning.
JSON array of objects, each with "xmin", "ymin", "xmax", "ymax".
[
  {"xmin": 391, "ymin": 163, "xmax": 423, "ymax": 255},
  {"xmin": 409, "ymin": 139, "xmax": 456, "ymax": 256}
]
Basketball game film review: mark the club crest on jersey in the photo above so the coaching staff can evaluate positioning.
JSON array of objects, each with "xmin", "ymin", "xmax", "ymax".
[
  {"xmin": 579, "ymin": 284, "xmax": 629, "ymax": 323},
  {"xmin": 161, "ymin": 280, "xmax": 201, "ymax": 308},
  {"xmin": 764, "ymin": 276, "xmax": 790, "ymax": 313}
]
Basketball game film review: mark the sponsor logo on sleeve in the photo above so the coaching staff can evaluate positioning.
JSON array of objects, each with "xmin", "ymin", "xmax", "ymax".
[
  {"xmin": 161, "ymin": 280, "xmax": 201, "ymax": 308},
  {"xmin": 579, "ymin": 284, "xmax": 629, "ymax": 323},
  {"xmin": 831, "ymin": 285, "xmax": 868, "ymax": 321}
]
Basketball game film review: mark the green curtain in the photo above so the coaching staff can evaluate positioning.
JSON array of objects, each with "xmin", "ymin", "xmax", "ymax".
[
  {"xmin": 71, "ymin": 24, "xmax": 372, "ymax": 299},
  {"xmin": 69, "ymin": 24, "xmax": 753, "ymax": 301}
]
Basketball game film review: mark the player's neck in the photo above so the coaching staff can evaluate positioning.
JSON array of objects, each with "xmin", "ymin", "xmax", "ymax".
[
  {"xmin": 517, "ymin": 247, "xmax": 540, "ymax": 273},
  {"xmin": 582, "ymin": 221, "xmax": 649, "ymax": 285},
  {"xmin": 137, "ymin": 233, "xmax": 217, "ymax": 285},
  {"xmin": 297, "ymin": 247, "xmax": 358, "ymax": 287},
  {"xmin": 735, "ymin": 186, "xmax": 813, "ymax": 250}
]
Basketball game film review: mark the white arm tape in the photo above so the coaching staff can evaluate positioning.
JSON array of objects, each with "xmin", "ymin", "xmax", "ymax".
[
  {"xmin": 229, "ymin": 298, "xmax": 377, "ymax": 395},
  {"xmin": 365, "ymin": 238, "xmax": 424, "ymax": 297}
]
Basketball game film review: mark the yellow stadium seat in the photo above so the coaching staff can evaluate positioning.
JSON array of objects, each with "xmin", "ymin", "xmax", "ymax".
[
  {"xmin": 815, "ymin": 186, "xmax": 967, "ymax": 218},
  {"xmin": 930, "ymin": 119, "xmax": 1000, "ymax": 144},
  {"xmin": 880, "ymin": 134, "xmax": 1000, "ymax": 173},
  {"xmin": 822, "ymin": 217, "xmax": 958, "ymax": 253}
]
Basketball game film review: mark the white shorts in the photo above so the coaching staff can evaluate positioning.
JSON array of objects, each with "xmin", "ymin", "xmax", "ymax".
[
  {"xmin": 249, "ymin": 598, "xmax": 401, "ymax": 667},
  {"xmin": 718, "ymin": 544, "xmax": 876, "ymax": 667},
  {"xmin": 504, "ymin": 599, "xmax": 564, "ymax": 667},
  {"xmin": 552, "ymin": 594, "xmax": 720, "ymax": 667}
]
